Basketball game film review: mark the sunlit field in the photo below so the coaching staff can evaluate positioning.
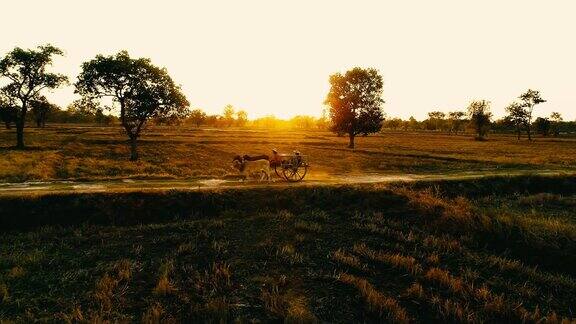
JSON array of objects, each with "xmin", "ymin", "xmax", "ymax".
[
  {"xmin": 1, "ymin": 177, "xmax": 576, "ymax": 322},
  {"xmin": 1, "ymin": 124, "xmax": 575, "ymax": 183}
]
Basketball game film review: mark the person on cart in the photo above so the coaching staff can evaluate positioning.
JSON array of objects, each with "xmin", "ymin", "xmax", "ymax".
[{"xmin": 270, "ymin": 148, "xmax": 283, "ymax": 168}]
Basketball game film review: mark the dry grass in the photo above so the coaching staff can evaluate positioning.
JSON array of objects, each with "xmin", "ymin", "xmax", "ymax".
[
  {"xmin": 7, "ymin": 266, "xmax": 25, "ymax": 279},
  {"xmin": 294, "ymin": 220, "xmax": 322, "ymax": 233},
  {"xmin": 339, "ymin": 273, "xmax": 410, "ymax": 324},
  {"xmin": 141, "ymin": 303, "xmax": 165, "ymax": 324},
  {"xmin": 277, "ymin": 244, "xmax": 304, "ymax": 265},
  {"xmin": 153, "ymin": 259, "xmax": 175, "ymax": 296},
  {"xmin": 1, "ymin": 125, "xmax": 575, "ymax": 183},
  {"xmin": 353, "ymin": 243, "xmax": 422, "ymax": 275},
  {"xmin": 404, "ymin": 283, "xmax": 424, "ymax": 299},
  {"xmin": 261, "ymin": 285, "xmax": 317, "ymax": 323},
  {"xmin": 0, "ymin": 282, "xmax": 8, "ymax": 303},
  {"xmin": 332, "ymin": 249, "xmax": 367, "ymax": 271},
  {"xmin": 424, "ymin": 267, "xmax": 465, "ymax": 295},
  {"xmin": 94, "ymin": 273, "xmax": 119, "ymax": 311},
  {"xmin": 2, "ymin": 179, "xmax": 576, "ymax": 322}
]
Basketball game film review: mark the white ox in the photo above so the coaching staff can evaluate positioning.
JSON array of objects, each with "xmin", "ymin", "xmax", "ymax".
[{"xmin": 232, "ymin": 156, "xmax": 271, "ymax": 181}]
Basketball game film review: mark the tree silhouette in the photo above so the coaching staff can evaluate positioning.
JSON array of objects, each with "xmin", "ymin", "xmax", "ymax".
[
  {"xmin": 325, "ymin": 67, "xmax": 384, "ymax": 148},
  {"xmin": 534, "ymin": 117, "xmax": 551, "ymax": 136},
  {"xmin": 189, "ymin": 109, "xmax": 207, "ymax": 127},
  {"xmin": 505, "ymin": 102, "xmax": 527, "ymax": 140},
  {"xmin": 427, "ymin": 111, "xmax": 446, "ymax": 131},
  {"xmin": 30, "ymin": 96, "xmax": 58, "ymax": 128},
  {"xmin": 223, "ymin": 105, "xmax": 235, "ymax": 127},
  {"xmin": 236, "ymin": 110, "xmax": 248, "ymax": 127},
  {"xmin": 0, "ymin": 44, "xmax": 68, "ymax": 148},
  {"xmin": 550, "ymin": 112, "xmax": 563, "ymax": 137},
  {"xmin": 519, "ymin": 89, "xmax": 546, "ymax": 141},
  {"xmin": 467, "ymin": 100, "xmax": 492, "ymax": 140},
  {"xmin": 76, "ymin": 51, "xmax": 189, "ymax": 161},
  {"xmin": 448, "ymin": 111, "xmax": 466, "ymax": 134}
]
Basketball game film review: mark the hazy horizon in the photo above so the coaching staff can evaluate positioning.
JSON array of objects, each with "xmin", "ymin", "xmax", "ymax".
[{"xmin": 1, "ymin": 0, "xmax": 575, "ymax": 120}]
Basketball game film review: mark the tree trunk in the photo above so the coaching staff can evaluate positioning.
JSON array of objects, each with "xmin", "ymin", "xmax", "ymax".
[
  {"xmin": 129, "ymin": 136, "xmax": 139, "ymax": 161},
  {"xmin": 4, "ymin": 121, "xmax": 10, "ymax": 129},
  {"xmin": 348, "ymin": 133, "xmax": 355, "ymax": 149},
  {"xmin": 16, "ymin": 102, "xmax": 27, "ymax": 149},
  {"xmin": 527, "ymin": 127, "xmax": 532, "ymax": 141},
  {"xmin": 16, "ymin": 121, "xmax": 25, "ymax": 149}
]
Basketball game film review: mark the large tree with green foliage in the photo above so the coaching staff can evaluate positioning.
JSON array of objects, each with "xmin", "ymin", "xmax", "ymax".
[
  {"xmin": 189, "ymin": 108, "xmax": 207, "ymax": 127},
  {"xmin": 505, "ymin": 102, "xmax": 528, "ymax": 140},
  {"xmin": 519, "ymin": 89, "xmax": 546, "ymax": 141},
  {"xmin": 325, "ymin": 67, "xmax": 384, "ymax": 148},
  {"xmin": 0, "ymin": 44, "xmax": 68, "ymax": 148},
  {"xmin": 467, "ymin": 100, "xmax": 492, "ymax": 140},
  {"xmin": 30, "ymin": 96, "xmax": 59, "ymax": 128},
  {"xmin": 75, "ymin": 51, "xmax": 189, "ymax": 161}
]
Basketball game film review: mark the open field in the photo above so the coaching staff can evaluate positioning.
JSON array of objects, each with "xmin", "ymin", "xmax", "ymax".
[
  {"xmin": 1, "ymin": 125, "xmax": 576, "ymax": 183},
  {"xmin": 2, "ymin": 126, "xmax": 576, "ymax": 322},
  {"xmin": 1, "ymin": 176, "xmax": 576, "ymax": 322}
]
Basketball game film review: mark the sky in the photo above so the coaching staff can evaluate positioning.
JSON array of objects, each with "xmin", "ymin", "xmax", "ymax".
[{"xmin": 1, "ymin": 1, "xmax": 575, "ymax": 120}]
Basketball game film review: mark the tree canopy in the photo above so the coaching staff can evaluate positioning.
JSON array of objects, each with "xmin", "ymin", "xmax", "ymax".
[
  {"xmin": 505, "ymin": 102, "xmax": 528, "ymax": 140},
  {"xmin": 467, "ymin": 100, "xmax": 492, "ymax": 140},
  {"xmin": 325, "ymin": 67, "xmax": 385, "ymax": 148},
  {"xmin": 0, "ymin": 44, "xmax": 68, "ymax": 147},
  {"xmin": 75, "ymin": 51, "xmax": 189, "ymax": 160},
  {"xmin": 518, "ymin": 89, "xmax": 546, "ymax": 140}
]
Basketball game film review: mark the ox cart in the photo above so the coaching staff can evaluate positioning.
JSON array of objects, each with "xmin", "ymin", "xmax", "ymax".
[{"xmin": 273, "ymin": 151, "xmax": 309, "ymax": 182}]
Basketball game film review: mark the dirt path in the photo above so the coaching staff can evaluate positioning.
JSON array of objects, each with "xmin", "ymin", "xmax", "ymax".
[{"xmin": 0, "ymin": 169, "xmax": 573, "ymax": 196}]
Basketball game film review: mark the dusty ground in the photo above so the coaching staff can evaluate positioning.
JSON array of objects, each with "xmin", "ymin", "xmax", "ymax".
[{"xmin": 1, "ymin": 124, "xmax": 575, "ymax": 184}]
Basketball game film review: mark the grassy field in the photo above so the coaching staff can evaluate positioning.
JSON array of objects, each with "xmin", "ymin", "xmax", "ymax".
[
  {"xmin": 1, "ymin": 124, "xmax": 576, "ymax": 183},
  {"xmin": 1, "ymin": 125, "xmax": 576, "ymax": 322},
  {"xmin": 1, "ymin": 176, "xmax": 576, "ymax": 322}
]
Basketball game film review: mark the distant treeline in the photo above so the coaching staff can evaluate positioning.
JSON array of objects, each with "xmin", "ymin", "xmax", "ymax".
[
  {"xmin": 4, "ymin": 100, "xmax": 575, "ymax": 138},
  {"xmin": 181, "ymin": 105, "xmax": 330, "ymax": 130},
  {"xmin": 1, "ymin": 98, "xmax": 117, "ymax": 129},
  {"xmin": 382, "ymin": 112, "xmax": 576, "ymax": 137}
]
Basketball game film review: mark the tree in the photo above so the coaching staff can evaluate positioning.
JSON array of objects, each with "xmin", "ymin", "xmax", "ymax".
[
  {"xmin": 534, "ymin": 117, "xmax": 551, "ymax": 136},
  {"xmin": 0, "ymin": 44, "xmax": 68, "ymax": 148},
  {"xmin": 189, "ymin": 109, "xmax": 207, "ymax": 127},
  {"xmin": 315, "ymin": 108, "xmax": 330, "ymax": 130},
  {"xmin": 289, "ymin": 115, "xmax": 315, "ymax": 129},
  {"xmin": 407, "ymin": 116, "xmax": 419, "ymax": 130},
  {"xmin": 505, "ymin": 102, "xmax": 528, "ymax": 140},
  {"xmin": 427, "ymin": 111, "xmax": 445, "ymax": 131},
  {"xmin": 30, "ymin": 96, "xmax": 59, "ymax": 128},
  {"xmin": 448, "ymin": 111, "xmax": 466, "ymax": 134},
  {"xmin": 467, "ymin": 100, "xmax": 492, "ymax": 140},
  {"xmin": 236, "ymin": 110, "xmax": 248, "ymax": 127},
  {"xmin": 0, "ymin": 93, "xmax": 17, "ymax": 129},
  {"xmin": 75, "ymin": 51, "xmax": 189, "ymax": 161},
  {"xmin": 223, "ymin": 104, "xmax": 235, "ymax": 127},
  {"xmin": 550, "ymin": 112, "xmax": 563, "ymax": 136},
  {"xmin": 519, "ymin": 89, "xmax": 546, "ymax": 141},
  {"xmin": 325, "ymin": 67, "xmax": 384, "ymax": 148}
]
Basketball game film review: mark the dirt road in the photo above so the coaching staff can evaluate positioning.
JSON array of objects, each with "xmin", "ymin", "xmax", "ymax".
[{"xmin": 0, "ymin": 169, "xmax": 572, "ymax": 196}]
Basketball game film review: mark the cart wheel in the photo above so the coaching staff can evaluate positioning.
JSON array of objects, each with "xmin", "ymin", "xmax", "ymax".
[
  {"xmin": 274, "ymin": 165, "xmax": 284, "ymax": 179},
  {"xmin": 282, "ymin": 164, "xmax": 308, "ymax": 182}
]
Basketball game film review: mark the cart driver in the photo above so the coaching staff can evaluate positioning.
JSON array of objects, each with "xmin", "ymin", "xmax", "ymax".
[{"xmin": 270, "ymin": 148, "xmax": 283, "ymax": 168}]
